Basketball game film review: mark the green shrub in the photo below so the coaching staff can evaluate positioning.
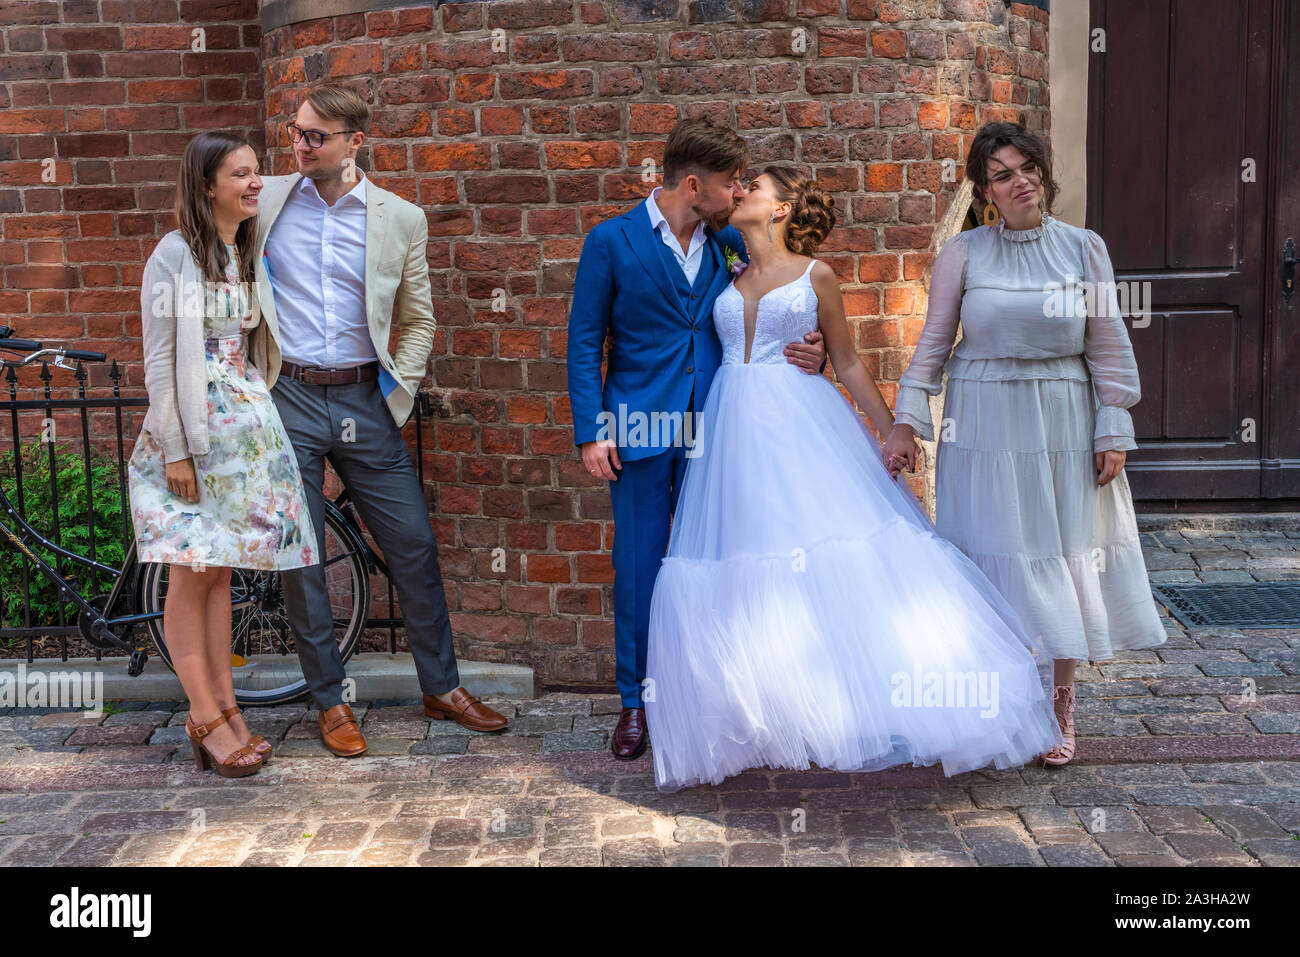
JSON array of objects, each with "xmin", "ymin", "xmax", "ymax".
[{"xmin": 0, "ymin": 441, "xmax": 128, "ymax": 630}]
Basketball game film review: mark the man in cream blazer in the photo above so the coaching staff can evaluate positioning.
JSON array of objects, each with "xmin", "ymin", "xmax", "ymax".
[{"xmin": 250, "ymin": 84, "xmax": 507, "ymax": 755}]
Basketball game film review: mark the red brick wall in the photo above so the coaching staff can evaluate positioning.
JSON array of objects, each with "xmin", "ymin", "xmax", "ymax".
[
  {"xmin": 0, "ymin": 0, "xmax": 262, "ymax": 398},
  {"xmin": 3, "ymin": 0, "xmax": 1048, "ymax": 693},
  {"xmin": 261, "ymin": 0, "xmax": 1050, "ymax": 689}
]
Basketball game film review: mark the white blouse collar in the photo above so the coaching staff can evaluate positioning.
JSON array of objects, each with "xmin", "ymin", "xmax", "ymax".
[{"xmin": 995, "ymin": 211, "xmax": 1053, "ymax": 242}]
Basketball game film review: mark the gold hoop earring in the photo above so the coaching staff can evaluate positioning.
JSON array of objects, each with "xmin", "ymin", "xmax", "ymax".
[{"xmin": 983, "ymin": 203, "xmax": 999, "ymax": 227}]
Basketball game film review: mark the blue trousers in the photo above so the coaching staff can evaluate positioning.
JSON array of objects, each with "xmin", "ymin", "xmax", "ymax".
[{"xmin": 608, "ymin": 443, "xmax": 689, "ymax": 708}]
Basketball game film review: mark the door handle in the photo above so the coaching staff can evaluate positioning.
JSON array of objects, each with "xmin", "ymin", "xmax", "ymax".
[{"xmin": 1284, "ymin": 237, "xmax": 1296, "ymax": 304}]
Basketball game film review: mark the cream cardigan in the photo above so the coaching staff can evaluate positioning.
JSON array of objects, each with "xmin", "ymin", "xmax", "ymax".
[{"xmin": 138, "ymin": 231, "xmax": 253, "ymax": 463}]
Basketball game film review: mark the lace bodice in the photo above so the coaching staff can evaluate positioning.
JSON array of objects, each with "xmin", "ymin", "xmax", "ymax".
[{"xmin": 714, "ymin": 260, "xmax": 819, "ymax": 365}]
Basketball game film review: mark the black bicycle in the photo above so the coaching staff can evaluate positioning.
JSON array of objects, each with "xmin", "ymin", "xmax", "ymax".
[{"xmin": 0, "ymin": 327, "xmax": 381, "ymax": 706}]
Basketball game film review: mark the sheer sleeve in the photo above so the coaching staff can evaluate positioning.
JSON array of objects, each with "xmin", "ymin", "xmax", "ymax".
[
  {"xmin": 1082, "ymin": 229, "xmax": 1141, "ymax": 452},
  {"xmin": 894, "ymin": 232, "xmax": 966, "ymax": 441}
]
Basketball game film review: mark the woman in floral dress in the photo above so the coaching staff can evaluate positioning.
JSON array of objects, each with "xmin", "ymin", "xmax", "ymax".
[{"xmin": 129, "ymin": 131, "xmax": 317, "ymax": 778}]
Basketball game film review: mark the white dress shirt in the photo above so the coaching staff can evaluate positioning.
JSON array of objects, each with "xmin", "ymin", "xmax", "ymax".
[
  {"xmin": 646, "ymin": 186, "xmax": 706, "ymax": 286},
  {"xmin": 265, "ymin": 172, "xmax": 376, "ymax": 369}
]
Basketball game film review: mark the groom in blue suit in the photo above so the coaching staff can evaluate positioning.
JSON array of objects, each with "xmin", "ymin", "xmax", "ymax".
[{"xmin": 567, "ymin": 119, "xmax": 826, "ymax": 760}]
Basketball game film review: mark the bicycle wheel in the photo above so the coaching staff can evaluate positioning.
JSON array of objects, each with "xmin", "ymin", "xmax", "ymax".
[{"xmin": 138, "ymin": 500, "xmax": 371, "ymax": 706}]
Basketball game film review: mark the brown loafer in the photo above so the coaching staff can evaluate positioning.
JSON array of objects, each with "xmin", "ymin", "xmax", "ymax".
[
  {"xmin": 423, "ymin": 688, "xmax": 508, "ymax": 732},
  {"xmin": 611, "ymin": 707, "xmax": 648, "ymax": 761},
  {"xmin": 318, "ymin": 703, "xmax": 367, "ymax": 757}
]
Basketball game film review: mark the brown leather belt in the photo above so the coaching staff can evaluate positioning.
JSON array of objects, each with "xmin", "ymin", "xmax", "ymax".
[{"xmin": 279, "ymin": 360, "xmax": 379, "ymax": 385}]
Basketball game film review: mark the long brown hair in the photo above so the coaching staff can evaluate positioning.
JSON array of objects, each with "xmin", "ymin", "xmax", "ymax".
[
  {"xmin": 174, "ymin": 131, "xmax": 256, "ymax": 285},
  {"xmin": 965, "ymin": 121, "xmax": 1059, "ymax": 215}
]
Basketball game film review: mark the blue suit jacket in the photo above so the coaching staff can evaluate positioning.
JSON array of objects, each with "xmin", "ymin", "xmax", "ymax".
[{"xmin": 567, "ymin": 199, "xmax": 748, "ymax": 462}]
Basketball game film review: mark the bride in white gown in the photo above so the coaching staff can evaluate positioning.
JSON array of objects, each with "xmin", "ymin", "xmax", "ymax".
[{"xmin": 644, "ymin": 167, "xmax": 1063, "ymax": 792}]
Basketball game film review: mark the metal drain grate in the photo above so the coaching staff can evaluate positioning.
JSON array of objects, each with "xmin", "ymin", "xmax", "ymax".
[{"xmin": 1151, "ymin": 582, "xmax": 1300, "ymax": 628}]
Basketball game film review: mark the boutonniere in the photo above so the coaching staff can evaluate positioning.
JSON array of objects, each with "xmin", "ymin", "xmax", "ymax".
[{"xmin": 723, "ymin": 246, "xmax": 747, "ymax": 276}]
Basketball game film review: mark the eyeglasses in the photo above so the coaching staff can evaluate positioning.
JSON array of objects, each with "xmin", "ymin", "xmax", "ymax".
[{"xmin": 286, "ymin": 123, "xmax": 359, "ymax": 150}]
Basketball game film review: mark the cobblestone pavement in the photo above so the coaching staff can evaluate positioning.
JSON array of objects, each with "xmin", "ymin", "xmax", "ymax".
[{"xmin": 0, "ymin": 525, "xmax": 1297, "ymax": 866}]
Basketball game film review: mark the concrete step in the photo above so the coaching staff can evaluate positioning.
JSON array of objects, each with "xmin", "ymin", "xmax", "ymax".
[
  {"xmin": 0, "ymin": 654, "xmax": 535, "ymax": 704},
  {"xmin": 1138, "ymin": 512, "xmax": 1300, "ymax": 532}
]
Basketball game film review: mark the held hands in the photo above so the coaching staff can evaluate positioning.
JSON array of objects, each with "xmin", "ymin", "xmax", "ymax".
[
  {"xmin": 166, "ymin": 457, "xmax": 199, "ymax": 503},
  {"xmin": 882, "ymin": 424, "xmax": 922, "ymax": 480},
  {"xmin": 877, "ymin": 436, "xmax": 1125, "ymax": 484},
  {"xmin": 582, "ymin": 438, "xmax": 622, "ymax": 482},
  {"xmin": 1095, "ymin": 450, "xmax": 1126, "ymax": 486},
  {"xmin": 784, "ymin": 329, "xmax": 826, "ymax": 374}
]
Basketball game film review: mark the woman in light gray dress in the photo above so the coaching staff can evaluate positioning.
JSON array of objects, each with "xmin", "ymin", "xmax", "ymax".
[{"xmin": 882, "ymin": 122, "xmax": 1166, "ymax": 765}]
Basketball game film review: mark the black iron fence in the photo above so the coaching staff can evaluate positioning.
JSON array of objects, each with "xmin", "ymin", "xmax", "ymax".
[
  {"xmin": 0, "ymin": 359, "xmax": 142, "ymax": 661},
  {"xmin": 0, "ymin": 358, "xmax": 434, "ymax": 663}
]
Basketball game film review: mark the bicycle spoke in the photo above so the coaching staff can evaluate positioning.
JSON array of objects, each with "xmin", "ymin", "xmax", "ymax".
[
  {"xmin": 253, "ymin": 609, "xmax": 275, "ymax": 656},
  {"xmin": 231, "ymin": 604, "xmax": 256, "ymax": 655},
  {"xmin": 270, "ymin": 616, "xmax": 297, "ymax": 657}
]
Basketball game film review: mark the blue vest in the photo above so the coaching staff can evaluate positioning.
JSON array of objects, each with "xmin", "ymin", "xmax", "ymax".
[{"xmin": 649, "ymin": 226, "xmax": 719, "ymax": 326}]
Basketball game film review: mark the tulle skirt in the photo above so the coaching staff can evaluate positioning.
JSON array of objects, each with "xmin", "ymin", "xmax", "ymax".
[{"xmin": 645, "ymin": 361, "xmax": 1063, "ymax": 792}]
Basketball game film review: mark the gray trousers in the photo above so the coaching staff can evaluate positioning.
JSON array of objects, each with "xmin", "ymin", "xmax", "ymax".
[{"xmin": 271, "ymin": 375, "xmax": 460, "ymax": 710}]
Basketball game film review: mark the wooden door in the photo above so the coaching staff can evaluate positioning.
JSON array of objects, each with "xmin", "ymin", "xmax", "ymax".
[{"xmin": 1087, "ymin": 0, "xmax": 1297, "ymax": 502}]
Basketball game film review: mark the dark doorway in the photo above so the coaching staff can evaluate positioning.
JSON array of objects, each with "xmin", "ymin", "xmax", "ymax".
[{"xmin": 1087, "ymin": 0, "xmax": 1299, "ymax": 505}]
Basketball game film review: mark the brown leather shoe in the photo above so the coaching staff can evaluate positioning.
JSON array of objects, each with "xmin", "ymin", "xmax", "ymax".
[
  {"xmin": 423, "ymin": 688, "xmax": 508, "ymax": 732},
  {"xmin": 611, "ymin": 707, "xmax": 648, "ymax": 761},
  {"xmin": 318, "ymin": 703, "xmax": 367, "ymax": 757}
]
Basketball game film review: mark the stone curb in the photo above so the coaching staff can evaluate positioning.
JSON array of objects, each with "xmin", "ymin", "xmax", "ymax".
[
  {"xmin": 0, "ymin": 655, "xmax": 535, "ymax": 704},
  {"xmin": 1138, "ymin": 513, "xmax": 1300, "ymax": 533}
]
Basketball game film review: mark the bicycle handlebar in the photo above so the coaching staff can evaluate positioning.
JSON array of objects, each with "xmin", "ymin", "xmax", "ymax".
[
  {"xmin": 0, "ymin": 337, "xmax": 43, "ymax": 352},
  {"xmin": 1, "ymin": 326, "xmax": 104, "ymax": 363}
]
